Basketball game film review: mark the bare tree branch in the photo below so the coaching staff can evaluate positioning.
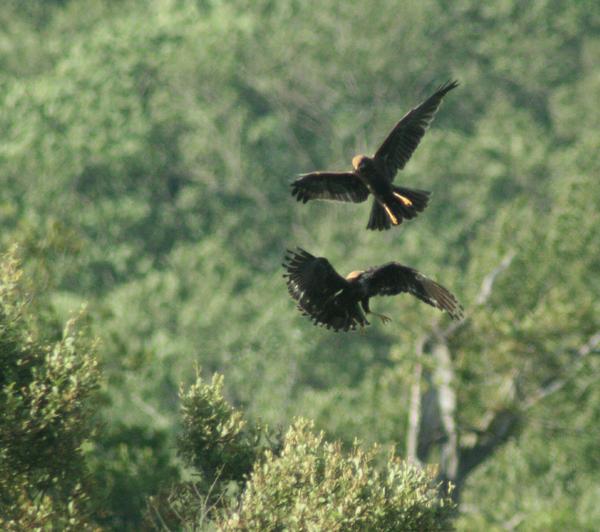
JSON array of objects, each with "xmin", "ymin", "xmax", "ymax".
[
  {"xmin": 406, "ymin": 251, "xmax": 519, "ymax": 501},
  {"xmin": 502, "ymin": 512, "xmax": 526, "ymax": 531},
  {"xmin": 432, "ymin": 338, "xmax": 458, "ymax": 481},
  {"xmin": 476, "ymin": 251, "xmax": 517, "ymax": 305},
  {"xmin": 407, "ymin": 251, "xmax": 596, "ymax": 505},
  {"xmin": 406, "ymin": 338, "xmax": 424, "ymax": 465},
  {"xmin": 411, "ymin": 251, "xmax": 517, "ymax": 501},
  {"xmin": 131, "ymin": 392, "xmax": 172, "ymax": 429},
  {"xmin": 457, "ymin": 408, "xmax": 520, "ymax": 488},
  {"xmin": 454, "ymin": 331, "xmax": 600, "ymax": 492},
  {"xmin": 438, "ymin": 250, "xmax": 516, "ymax": 339},
  {"xmin": 524, "ymin": 331, "xmax": 600, "ymax": 409}
]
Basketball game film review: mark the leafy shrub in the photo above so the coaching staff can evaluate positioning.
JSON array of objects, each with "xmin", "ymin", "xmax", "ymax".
[
  {"xmin": 178, "ymin": 372, "xmax": 265, "ymax": 486},
  {"xmin": 161, "ymin": 372, "xmax": 454, "ymax": 530},
  {"xmin": 223, "ymin": 419, "xmax": 454, "ymax": 531},
  {"xmin": 0, "ymin": 250, "xmax": 99, "ymax": 529}
]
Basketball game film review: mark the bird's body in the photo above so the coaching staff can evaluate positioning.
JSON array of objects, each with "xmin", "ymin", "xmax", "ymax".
[
  {"xmin": 291, "ymin": 81, "xmax": 458, "ymax": 230},
  {"xmin": 351, "ymin": 154, "xmax": 430, "ymax": 229},
  {"xmin": 283, "ymin": 248, "xmax": 463, "ymax": 331}
]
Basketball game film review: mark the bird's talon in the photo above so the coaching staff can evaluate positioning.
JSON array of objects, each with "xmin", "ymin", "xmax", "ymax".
[{"xmin": 371, "ymin": 312, "xmax": 392, "ymax": 325}]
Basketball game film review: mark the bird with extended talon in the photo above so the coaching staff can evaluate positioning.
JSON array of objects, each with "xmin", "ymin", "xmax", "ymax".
[{"xmin": 283, "ymin": 248, "xmax": 463, "ymax": 332}]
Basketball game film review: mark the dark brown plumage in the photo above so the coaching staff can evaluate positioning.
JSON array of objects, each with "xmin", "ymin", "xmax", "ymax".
[
  {"xmin": 283, "ymin": 248, "xmax": 464, "ymax": 332},
  {"xmin": 291, "ymin": 81, "xmax": 458, "ymax": 230}
]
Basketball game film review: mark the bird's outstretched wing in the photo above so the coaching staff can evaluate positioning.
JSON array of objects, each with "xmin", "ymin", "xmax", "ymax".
[
  {"xmin": 361, "ymin": 262, "xmax": 464, "ymax": 320},
  {"xmin": 298, "ymin": 298, "xmax": 369, "ymax": 332},
  {"xmin": 291, "ymin": 172, "xmax": 369, "ymax": 203},
  {"xmin": 283, "ymin": 248, "xmax": 347, "ymax": 307},
  {"xmin": 283, "ymin": 248, "xmax": 367, "ymax": 331},
  {"xmin": 374, "ymin": 80, "xmax": 459, "ymax": 180}
]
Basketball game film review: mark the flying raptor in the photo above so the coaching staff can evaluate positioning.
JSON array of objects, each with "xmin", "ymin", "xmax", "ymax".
[
  {"xmin": 283, "ymin": 248, "xmax": 463, "ymax": 332},
  {"xmin": 291, "ymin": 81, "xmax": 458, "ymax": 230}
]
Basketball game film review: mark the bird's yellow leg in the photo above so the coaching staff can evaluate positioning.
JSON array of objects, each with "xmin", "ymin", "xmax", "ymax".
[
  {"xmin": 370, "ymin": 311, "xmax": 392, "ymax": 325},
  {"xmin": 382, "ymin": 204, "xmax": 399, "ymax": 225},
  {"xmin": 393, "ymin": 192, "xmax": 413, "ymax": 207}
]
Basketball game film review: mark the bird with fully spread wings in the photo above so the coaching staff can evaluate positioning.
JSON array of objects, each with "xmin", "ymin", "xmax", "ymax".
[
  {"xmin": 291, "ymin": 81, "xmax": 458, "ymax": 230},
  {"xmin": 283, "ymin": 248, "xmax": 463, "ymax": 331}
]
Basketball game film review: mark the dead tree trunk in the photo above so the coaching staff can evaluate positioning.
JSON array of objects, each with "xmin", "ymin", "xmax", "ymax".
[{"xmin": 405, "ymin": 251, "xmax": 600, "ymax": 505}]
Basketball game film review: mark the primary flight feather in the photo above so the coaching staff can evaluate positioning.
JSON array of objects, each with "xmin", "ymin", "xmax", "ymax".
[
  {"xmin": 283, "ymin": 248, "xmax": 464, "ymax": 332},
  {"xmin": 291, "ymin": 81, "xmax": 458, "ymax": 230}
]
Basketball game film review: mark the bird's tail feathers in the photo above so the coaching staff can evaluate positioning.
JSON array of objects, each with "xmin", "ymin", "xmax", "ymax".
[
  {"xmin": 392, "ymin": 186, "xmax": 431, "ymax": 213},
  {"xmin": 366, "ymin": 187, "xmax": 431, "ymax": 231},
  {"xmin": 367, "ymin": 201, "xmax": 391, "ymax": 231}
]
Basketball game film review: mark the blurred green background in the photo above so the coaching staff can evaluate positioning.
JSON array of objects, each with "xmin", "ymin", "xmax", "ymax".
[{"xmin": 1, "ymin": 0, "xmax": 599, "ymax": 529}]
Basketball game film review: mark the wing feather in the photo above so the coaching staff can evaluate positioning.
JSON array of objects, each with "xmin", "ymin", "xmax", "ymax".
[
  {"xmin": 282, "ymin": 248, "xmax": 346, "ymax": 309},
  {"xmin": 291, "ymin": 172, "xmax": 369, "ymax": 203},
  {"xmin": 374, "ymin": 80, "xmax": 459, "ymax": 180},
  {"xmin": 361, "ymin": 262, "xmax": 464, "ymax": 320},
  {"xmin": 282, "ymin": 248, "xmax": 367, "ymax": 331}
]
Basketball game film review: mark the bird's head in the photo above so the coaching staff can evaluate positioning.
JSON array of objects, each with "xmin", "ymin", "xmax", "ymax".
[
  {"xmin": 345, "ymin": 270, "xmax": 364, "ymax": 281},
  {"xmin": 352, "ymin": 155, "xmax": 371, "ymax": 172}
]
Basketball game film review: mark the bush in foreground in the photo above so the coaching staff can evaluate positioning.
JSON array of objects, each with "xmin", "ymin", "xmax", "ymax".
[
  {"xmin": 0, "ymin": 251, "xmax": 99, "ymax": 529},
  {"xmin": 156, "ymin": 373, "xmax": 455, "ymax": 530}
]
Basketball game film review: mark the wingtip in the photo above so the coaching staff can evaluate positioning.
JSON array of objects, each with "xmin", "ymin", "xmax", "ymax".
[
  {"xmin": 443, "ymin": 79, "xmax": 460, "ymax": 91},
  {"xmin": 446, "ymin": 300, "xmax": 465, "ymax": 321},
  {"xmin": 290, "ymin": 186, "xmax": 303, "ymax": 202},
  {"xmin": 290, "ymin": 179, "xmax": 309, "ymax": 201},
  {"xmin": 290, "ymin": 187, "xmax": 307, "ymax": 203},
  {"xmin": 453, "ymin": 304, "xmax": 465, "ymax": 321},
  {"xmin": 283, "ymin": 247, "xmax": 313, "ymax": 263}
]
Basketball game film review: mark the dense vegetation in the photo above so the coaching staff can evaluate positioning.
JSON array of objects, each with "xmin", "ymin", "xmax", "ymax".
[{"xmin": 1, "ymin": 0, "xmax": 599, "ymax": 529}]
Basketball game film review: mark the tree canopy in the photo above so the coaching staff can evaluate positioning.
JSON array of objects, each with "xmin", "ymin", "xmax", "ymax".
[{"xmin": 1, "ymin": 0, "xmax": 599, "ymax": 529}]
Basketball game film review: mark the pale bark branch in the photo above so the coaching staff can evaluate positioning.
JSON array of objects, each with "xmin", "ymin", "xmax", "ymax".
[
  {"xmin": 455, "ymin": 331, "xmax": 600, "ymax": 488},
  {"xmin": 437, "ymin": 250, "xmax": 516, "ymax": 339},
  {"xmin": 406, "ymin": 338, "xmax": 424, "ymax": 465},
  {"xmin": 131, "ymin": 392, "xmax": 172, "ymax": 429},
  {"xmin": 432, "ymin": 339, "xmax": 458, "ymax": 481},
  {"xmin": 409, "ymin": 251, "xmax": 597, "ymax": 505},
  {"xmin": 502, "ymin": 512, "xmax": 526, "ymax": 531},
  {"xmin": 407, "ymin": 251, "xmax": 518, "ymax": 499},
  {"xmin": 457, "ymin": 408, "xmax": 519, "ymax": 486},
  {"xmin": 524, "ymin": 331, "xmax": 600, "ymax": 409},
  {"xmin": 475, "ymin": 251, "xmax": 517, "ymax": 305}
]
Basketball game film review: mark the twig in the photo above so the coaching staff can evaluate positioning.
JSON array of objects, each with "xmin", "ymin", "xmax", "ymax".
[
  {"xmin": 524, "ymin": 331, "xmax": 600, "ymax": 409},
  {"xmin": 476, "ymin": 251, "xmax": 516, "ymax": 305},
  {"xmin": 131, "ymin": 392, "xmax": 172, "ymax": 429},
  {"xmin": 436, "ymin": 250, "xmax": 516, "ymax": 340},
  {"xmin": 503, "ymin": 512, "xmax": 525, "ymax": 531},
  {"xmin": 150, "ymin": 497, "xmax": 172, "ymax": 532}
]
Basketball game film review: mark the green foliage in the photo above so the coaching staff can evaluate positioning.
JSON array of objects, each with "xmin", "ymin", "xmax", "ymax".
[
  {"xmin": 160, "ymin": 373, "xmax": 453, "ymax": 530},
  {"xmin": 0, "ymin": 0, "xmax": 599, "ymax": 529},
  {"xmin": 145, "ymin": 370, "xmax": 278, "ymax": 529},
  {"xmin": 178, "ymin": 371, "xmax": 267, "ymax": 485},
  {"xmin": 222, "ymin": 419, "xmax": 454, "ymax": 531},
  {"xmin": 0, "ymin": 251, "xmax": 99, "ymax": 529},
  {"xmin": 85, "ymin": 424, "xmax": 179, "ymax": 531}
]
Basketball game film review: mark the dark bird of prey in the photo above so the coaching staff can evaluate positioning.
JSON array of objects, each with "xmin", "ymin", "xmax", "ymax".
[
  {"xmin": 283, "ymin": 248, "xmax": 463, "ymax": 332},
  {"xmin": 291, "ymin": 81, "xmax": 459, "ymax": 230}
]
